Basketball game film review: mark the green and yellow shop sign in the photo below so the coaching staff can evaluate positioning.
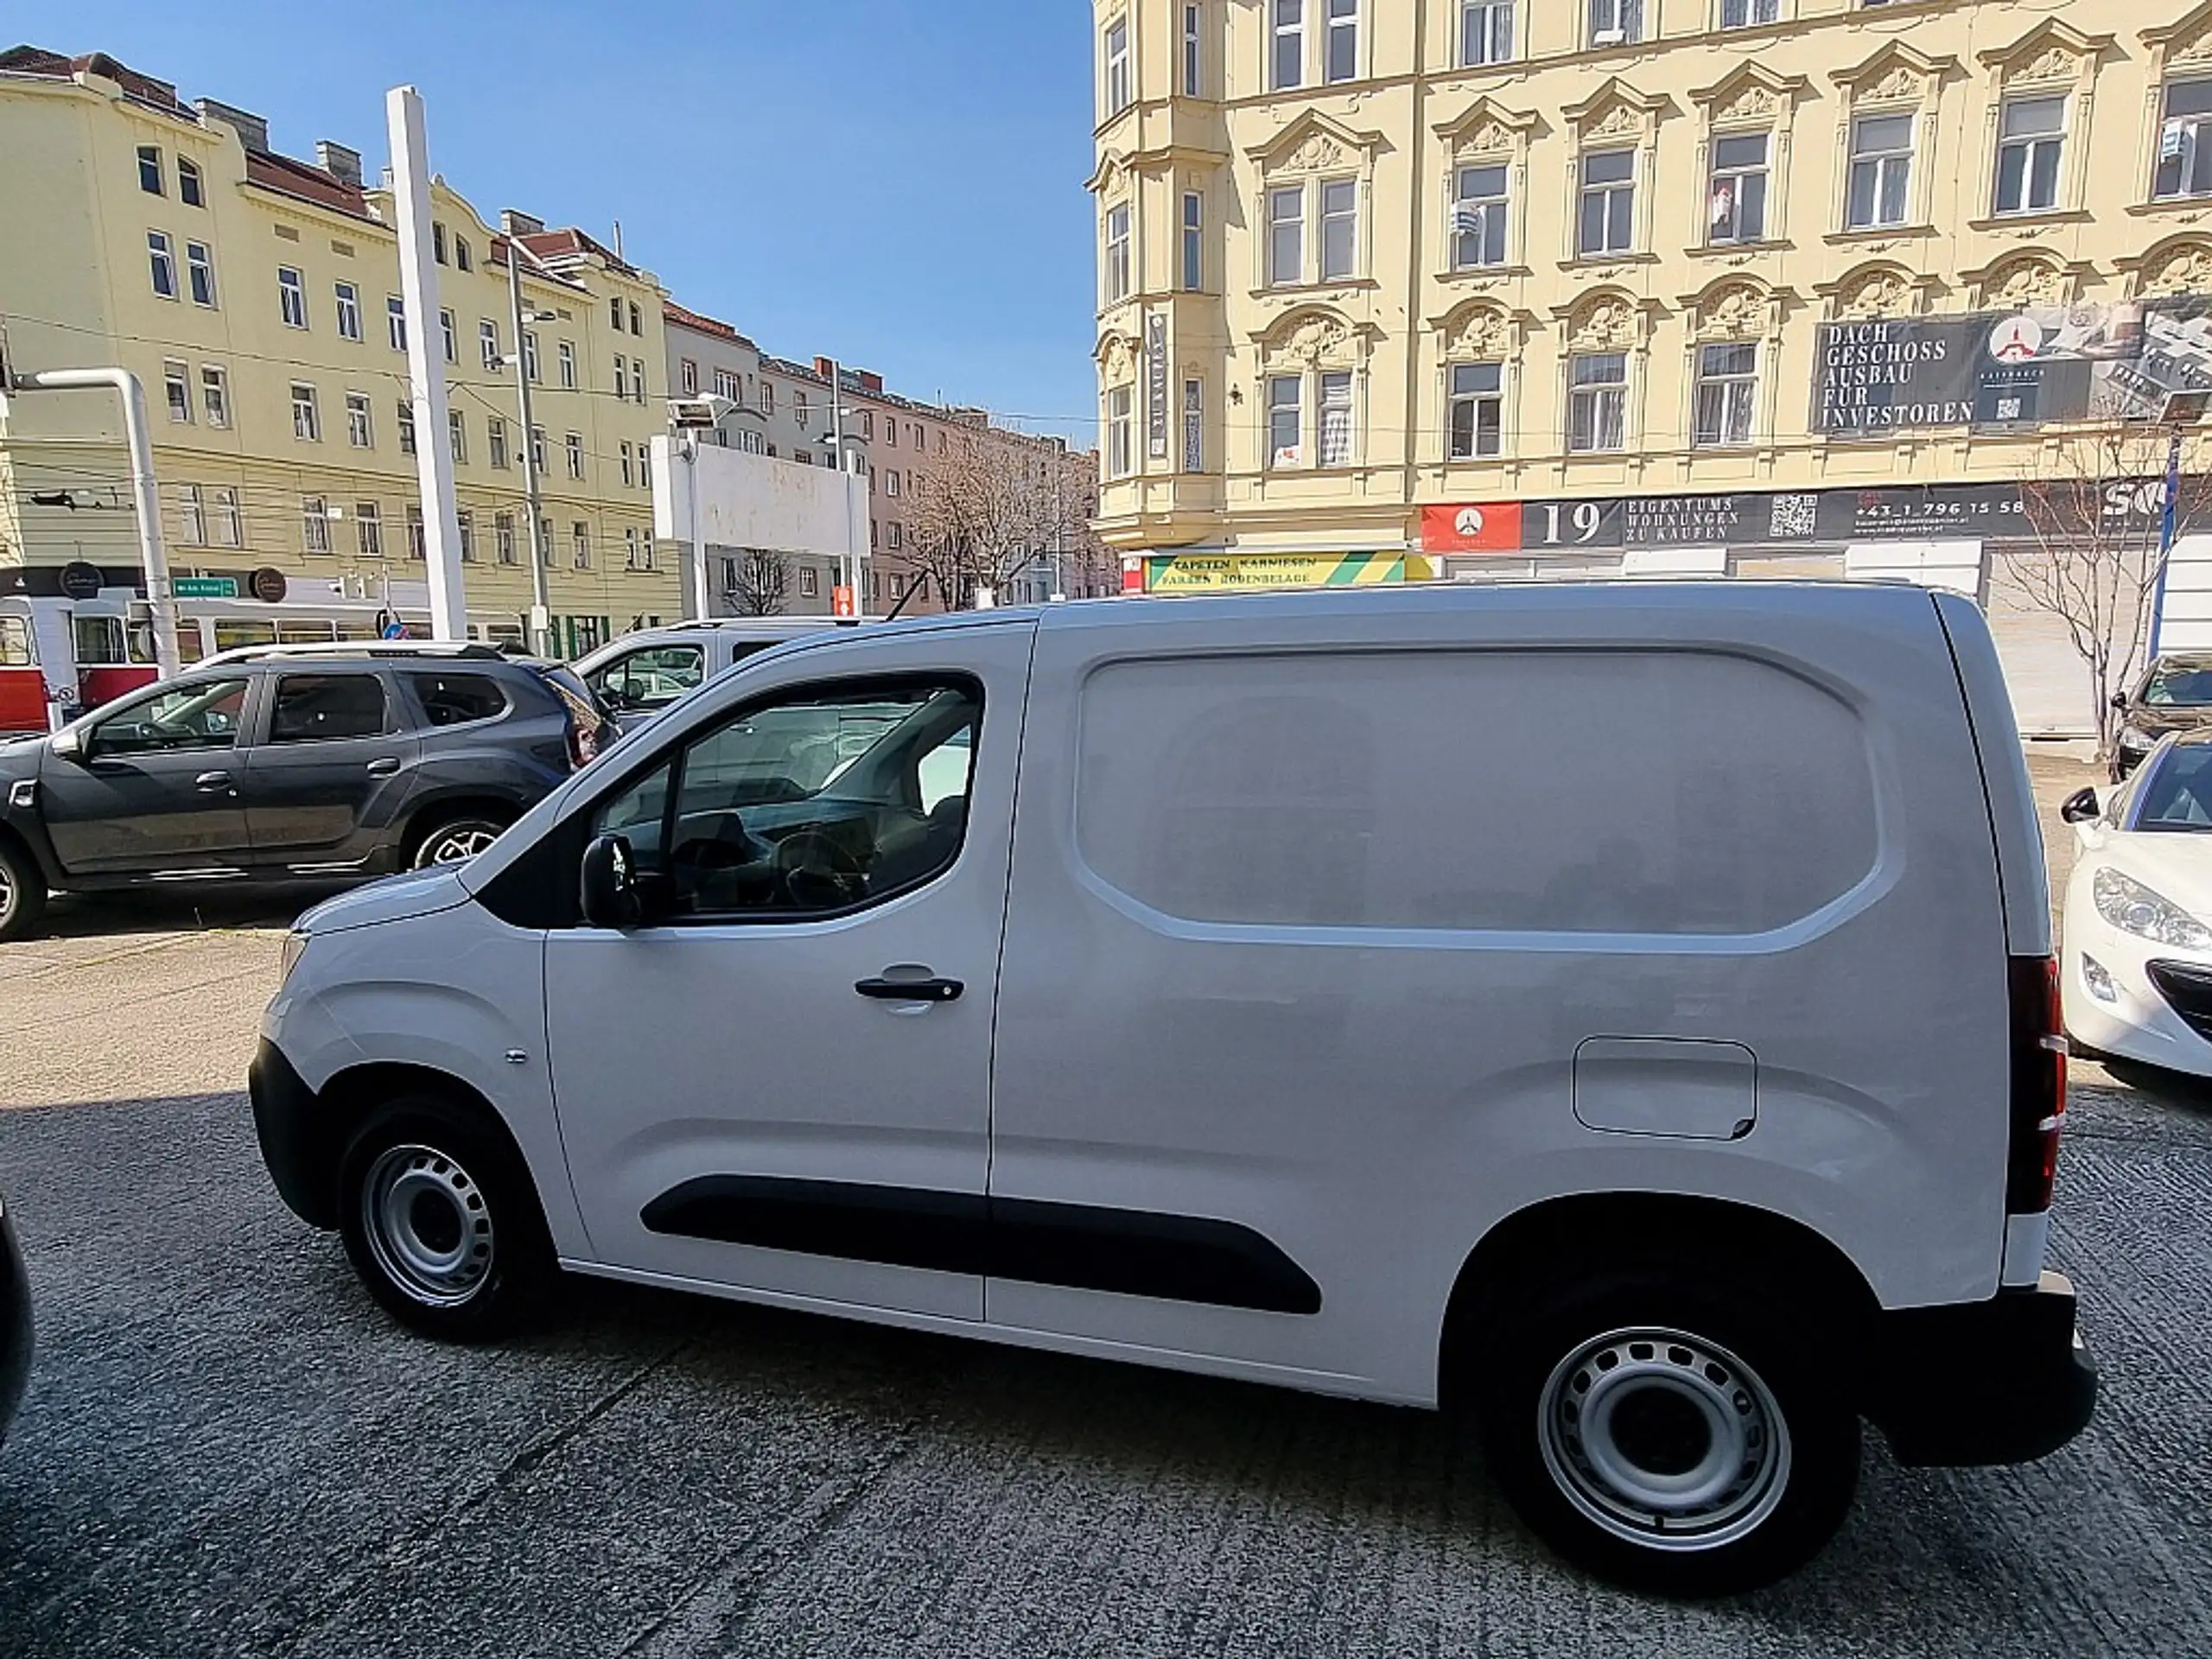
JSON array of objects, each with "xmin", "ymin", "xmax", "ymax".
[{"xmin": 1143, "ymin": 551, "xmax": 1435, "ymax": 594}]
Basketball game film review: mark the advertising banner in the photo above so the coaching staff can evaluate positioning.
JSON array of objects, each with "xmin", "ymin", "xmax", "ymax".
[
  {"xmin": 1146, "ymin": 313, "xmax": 1169, "ymax": 461},
  {"xmin": 1145, "ymin": 551, "xmax": 1434, "ymax": 592}
]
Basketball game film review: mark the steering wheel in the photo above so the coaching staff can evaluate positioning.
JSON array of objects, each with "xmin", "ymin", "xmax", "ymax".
[{"xmin": 773, "ymin": 828, "xmax": 868, "ymax": 908}]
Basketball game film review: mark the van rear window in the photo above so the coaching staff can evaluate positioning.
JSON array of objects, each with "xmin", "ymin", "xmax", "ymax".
[{"xmin": 1075, "ymin": 649, "xmax": 1878, "ymax": 936}]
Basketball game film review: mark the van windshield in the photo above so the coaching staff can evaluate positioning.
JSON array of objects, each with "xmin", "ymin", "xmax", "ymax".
[{"xmin": 2135, "ymin": 747, "xmax": 2212, "ymax": 830}]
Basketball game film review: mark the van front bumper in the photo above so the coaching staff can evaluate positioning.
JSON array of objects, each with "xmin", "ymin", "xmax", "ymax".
[
  {"xmin": 250, "ymin": 1039, "xmax": 340, "ymax": 1231},
  {"xmin": 1866, "ymin": 1270, "xmax": 2097, "ymax": 1466}
]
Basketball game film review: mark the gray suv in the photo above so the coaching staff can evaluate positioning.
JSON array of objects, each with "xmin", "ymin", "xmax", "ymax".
[{"xmin": 0, "ymin": 644, "xmax": 614, "ymax": 941}]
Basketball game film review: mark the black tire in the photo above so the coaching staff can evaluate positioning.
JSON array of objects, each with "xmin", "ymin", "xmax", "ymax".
[
  {"xmin": 409, "ymin": 811, "xmax": 511, "ymax": 870},
  {"xmin": 0, "ymin": 837, "xmax": 48, "ymax": 944},
  {"xmin": 1471, "ymin": 1267, "xmax": 1859, "ymax": 1597},
  {"xmin": 336, "ymin": 1097, "xmax": 555, "ymax": 1341}
]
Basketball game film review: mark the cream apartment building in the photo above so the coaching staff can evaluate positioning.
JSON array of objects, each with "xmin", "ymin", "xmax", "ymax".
[
  {"xmin": 0, "ymin": 46, "xmax": 679, "ymax": 673},
  {"xmin": 1090, "ymin": 1, "xmax": 2212, "ymax": 731}
]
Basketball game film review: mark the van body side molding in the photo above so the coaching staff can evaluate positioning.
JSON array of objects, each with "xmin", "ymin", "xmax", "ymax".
[{"xmin": 639, "ymin": 1177, "xmax": 1323, "ymax": 1315}]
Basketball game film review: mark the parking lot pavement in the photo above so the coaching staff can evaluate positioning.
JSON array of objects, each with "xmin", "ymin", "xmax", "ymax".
[{"xmin": 3, "ymin": 824, "xmax": 2210, "ymax": 1656}]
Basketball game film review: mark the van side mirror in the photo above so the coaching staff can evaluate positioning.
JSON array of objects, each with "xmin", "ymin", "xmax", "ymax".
[
  {"xmin": 580, "ymin": 832, "xmax": 644, "ymax": 929},
  {"xmin": 2059, "ymin": 786, "xmax": 2102, "ymax": 825}
]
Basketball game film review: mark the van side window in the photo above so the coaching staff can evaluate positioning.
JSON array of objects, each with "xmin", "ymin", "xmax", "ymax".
[
  {"xmin": 588, "ymin": 679, "xmax": 980, "ymax": 921},
  {"xmin": 591, "ymin": 644, "xmax": 705, "ymax": 713}
]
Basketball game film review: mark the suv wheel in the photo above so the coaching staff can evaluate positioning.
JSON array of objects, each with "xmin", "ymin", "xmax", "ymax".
[
  {"xmin": 410, "ymin": 814, "xmax": 508, "ymax": 868},
  {"xmin": 1473, "ymin": 1268, "xmax": 1859, "ymax": 1596},
  {"xmin": 0, "ymin": 839, "xmax": 48, "ymax": 944},
  {"xmin": 337, "ymin": 1098, "xmax": 553, "ymax": 1341}
]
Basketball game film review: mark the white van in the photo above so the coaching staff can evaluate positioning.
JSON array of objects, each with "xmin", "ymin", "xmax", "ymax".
[
  {"xmin": 573, "ymin": 618, "xmax": 854, "ymax": 731},
  {"xmin": 251, "ymin": 583, "xmax": 2094, "ymax": 1594}
]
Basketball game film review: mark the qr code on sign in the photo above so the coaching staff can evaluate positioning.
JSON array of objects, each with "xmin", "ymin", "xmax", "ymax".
[{"xmin": 1769, "ymin": 493, "xmax": 1818, "ymax": 539}]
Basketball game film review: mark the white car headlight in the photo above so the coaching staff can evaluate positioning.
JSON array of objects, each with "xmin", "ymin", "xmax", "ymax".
[
  {"xmin": 2121, "ymin": 725, "xmax": 2159, "ymax": 751},
  {"xmin": 2093, "ymin": 867, "xmax": 2212, "ymax": 949},
  {"xmin": 278, "ymin": 928, "xmax": 312, "ymax": 986}
]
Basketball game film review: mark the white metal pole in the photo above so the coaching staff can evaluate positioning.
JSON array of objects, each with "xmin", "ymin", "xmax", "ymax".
[
  {"xmin": 387, "ymin": 86, "xmax": 467, "ymax": 641},
  {"xmin": 829, "ymin": 359, "xmax": 865, "ymax": 620},
  {"xmin": 507, "ymin": 240, "xmax": 551, "ymax": 654},
  {"xmin": 686, "ymin": 433, "xmax": 710, "ymax": 621},
  {"xmin": 25, "ymin": 368, "xmax": 179, "ymax": 677}
]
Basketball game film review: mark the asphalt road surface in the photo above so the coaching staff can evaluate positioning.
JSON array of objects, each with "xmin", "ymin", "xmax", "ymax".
[{"xmin": 3, "ymin": 861, "xmax": 2210, "ymax": 1656}]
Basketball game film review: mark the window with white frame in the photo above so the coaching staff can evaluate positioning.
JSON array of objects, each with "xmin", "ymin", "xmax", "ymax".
[
  {"xmin": 448, "ymin": 410, "xmax": 467, "ymax": 464},
  {"xmin": 387, "ymin": 296, "xmax": 406, "ymax": 351},
  {"xmin": 346, "ymin": 391, "xmax": 373, "ymax": 448},
  {"xmin": 1105, "ymin": 17, "xmax": 1131, "ymax": 116},
  {"xmin": 1448, "ymin": 362, "xmax": 1504, "ymax": 459},
  {"xmin": 537, "ymin": 517, "xmax": 554, "ymax": 567},
  {"xmin": 1694, "ymin": 341, "xmax": 1758, "ymax": 447},
  {"xmin": 302, "ymin": 496, "xmax": 331, "ymax": 554},
  {"xmin": 1567, "ymin": 353, "xmax": 1627, "ymax": 452},
  {"xmin": 138, "ymin": 144, "xmax": 163, "ymax": 195},
  {"xmin": 457, "ymin": 510, "xmax": 476, "ymax": 563},
  {"xmin": 1453, "ymin": 163, "xmax": 1510, "ymax": 268},
  {"xmin": 356, "ymin": 502, "xmax": 383, "ymax": 558},
  {"xmin": 148, "ymin": 231, "xmax": 177, "ymax": 299},
  {"xmin": 1720, "ymin": 0, "xmax": 1778, "ymax": 26},
  {"xmin": 524, "ymin": 332, "xmax": 540, "ymax": 383},
  {"xmin": 567, "ymin": 432, "xmax": 585, "ymax": 479},
  {"xmin": 614, "ymin": 357, "xmax": 629, "ymax": 400},
  {"xmin": 1184, "ymin": 3, "xmax": 1201, "ymax": 94},
  {"xmin": 1578, "ymin": 149, "xmax": 1636, "ymax": 255},
  {"xmin": 212, "ymin": 486, "xmax": 241, "ymax": 548},
  {"xmin": 558, "ymin": 340, "xmax": 577, "ymax": 387},
  {"xmin": 407, "ymin": 505, "xmax": 426, "ymax": 561},
  {"xmin": 1319, "ymin": 178, "xmax": 1358, "ymax": 279},
  {"xmin": 162, "ymin": 360, "xmax": 191, "ymax": 423},
  {"xmin": 573, "ymin": 522, "xmax": 591, "ymax": 569},
  {"xmin": 1268, "ymin": 185, "xmax": 1305, "ymax": 285},
  {"xmin": 1272, "ymin": 0, "xmax": 1304, "ymax": 91},
  {"xmin": 680, "ymin": 359, "xmax": 698, "ymax": 395},
  {"xmin": 632, "ymin": 356, "xmax": 648, "ymax": 402},
  {"xmin": 1183, "ymin": 377, "xmax": 1204, "ymax": 470},
  {"xmin": 626, "ymin": 528, "xmax": 643, "ymax": 571},
  {"xmin": 1325, "ymin": 0, "xmax": 1357, "ymax": 83},
  {"xmin": 1106, "ymin": 202, "xmax": 1132, "ymax": 303},
  {"xmin": 1707, "ymin": 131, "xmax": 1770, "ymax": 244},
  {"xmin": 609, "ymin": 296, "xmax": 624, "ymax": 329},
  {"xmin": 620, "ymin": 441, "xmax": 634, "ymax": 486},
  {"xmin": 291, "ymin": 382, "xmax": 320, "ymax": 442},
  {"xmin": 531, "ymin": 424, "xmax": 546, "ymax": 473},
  {"xmin": 186, "ymin": 241, "xmax": 216, "ymax": 307},
  {"xmin": 713, "ymin": 365, "xmax": 737, "ymax": 400},
  {"xmin": 1108, "ymin": 385, "xmax": 1135, "ymax": 475},
  {"xmin": 1587, "ymin": 0, "xmax": 1642, "ymax": 47},
  {"xmin": 1318, "ymin": 370, "xmax": 1355, "ymax": 466},
  {"xmin": 1461, "ymin": 0, "xmax": 1515, "ymax": 65},
  {"xmin": 1847, "ymin": 112, "xmax": 1915, "ymax": 228},
  {"xmin": 178, "ymin": 156, "xmax": 203, "ymax": 207},
  {"xmin": 200, "ymin": 365, "xmax": 230, "ymax": 427},
  {"xmin": 639, "ymin": 443, "xmax": 652, "ymax": 489},
  {"xmin": 488, "ymin": 416, "xmax": 509, "ymax": 470},
  {"xmin": 1994, "ymin": 95, "xmax": 2066, "ymax": 216},
  {"xmin": 630, "ymin": 301, "xmax": 643, "ymax": 335},
  {"xmin": 433, "ymin": 223, "xmax": 448, "ymax": 264},
  {"xmin": 480, "ymin": 319, "xmax": 500, "ymax": 371},
  {"xmin": 1268, "ymin": 374, "xmax": 1302, "ymax": 467},
  {"xmin": 180, "ymin": 483, "xmax": 206, "ymax": 544},
  {"xmin": 888, "ymin": 522, "xmax": 904, "ymax": 549},
  {"xmin": 1182, "ymin": 192, "xmax": 1204, "ymax": 290},
  {"xmin": 438, "ymin": 309, "xmax": 457, "ymax": 363},
  {"xmin": 799, "ymin": 566, "xmax": 820, "ymax": 599},
  {"xmin": 278, "ymin": 265, "xmax": 307, "ymax": 327},
  {"xmin": 2157, "ymin": 79, "xmax": 2212, "ymax": 199},
  {"xmin": 495, "ymin": 511, "xmax": 516, "ymax": 565},
  {"xmin": 397, "ymin": 401, "xmax": 416, "ymax": 454}
]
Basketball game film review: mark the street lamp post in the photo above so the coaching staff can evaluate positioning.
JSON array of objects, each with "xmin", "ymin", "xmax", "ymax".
[
  {"xmin": 817, "ymin": 360, "xmax": 867, "ymax": 620},
  {"xmin": 506, "ymin": 245, "xmax": 554, "ymax": 657}
]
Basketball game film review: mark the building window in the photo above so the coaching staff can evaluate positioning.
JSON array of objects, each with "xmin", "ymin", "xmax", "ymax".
[
  {"xmin": 632, "ymin": 356, "xmax": 648, "ymax": 402},
  {"xmin": 1588, "ymin": 0, "xmax": 1642, "ymax": 47},
  {"xmin": 1453, "ymin": 164, "xmax": 1510, "ymax": 268},
  {"xmin": 715, "ymin": 365, "xmax": 739, "ymax": 400},
  {"xmin": 433, "ymin": 222, "xmax": 448, "ymax": 264},
  {"xmin": 148, "ymin": 231, "xmax": 177, "ymax": 299},
  {"xmin": 1694, "ymin": 342, "xmax": 1758, "ymax": 447},
  {"xmin": 1461, "ymin": 0, "xmax": 1514, "ymax": 65},
  {"xmin": 567, "ymin": 432, "xmax": 585, "ymax": 479},
  {"xmin": 488, "ymin": 416, "xmax": 510, "ymax": 470},
  {"xmin": 406, "ymin": 505, "xmax": 426, "ymax": 561},
  {"xmin": 1105, "ymin": 16, "xmax": 1132, "ymax": 116},
  {"xmin": 524, "ymin": 332, "xmax": 540, "ymax": 383},
  {"xmin": 480, "ymin": 319, "xmax": 500, "ymax": 371},
  {"xmin": 625, "ymin": 527, "xmax": 642, "ymax": 570},
  {"xmin": 796, "ymin": 389, "xmax": 811, "ymax": 429},
  {"xmin": 1105, "ymin": 202, "xmax": 1132, "ymax": 302},
  {"xmin": 1318, "ymin": 370, "xmax": 1355, "ymax": 466},
  {"xmin": 1579, "ymin": 149, "xmax": 1636, "ymax": 255},
  {"xmin": 302, "ymin": 495, "xmax": 331, "ymax": 554},
  {"xmin": 1184, "ymin": 4, "xmax": 1202, "ymax": 94},
  {"xmin": 1319, "ymin": 178, "xmax": 1358, "ymax": 279},
  {"xmin": 538, "ymin": 516, "xmax": 556, "ymax": 567},
  {"xmin": 2157, "ymin": 79, "xmax": 2212, "ymax": 199},
  {"xmin": 1273, "ymin": 0, "xmax": 1304, "ymax": 91},
  {"xmin": 1707, "ymin": 132, "xmax": 1770, "ymax": 244},
  {"xmin": 186, "ymin": 241, "xmax": 217, "ymax": 307},
  {"xmin": 346, "ymin": 391, "xmax": 373, "ymax": 448},
  {"xmin": 1267, "ymin": 185, "xmax": 1305, "ymax": 286},
  {"xmin": 178, "ymin": 156, "xmax": 203, "ymax": 207},
  {"xmin": 356, "ymin": 502, "xmax": 383, "ymax": 557},
  {"xmin": 454, "ymin": 235, "xmax": 471, "ymax": 272},
  {"xmin": 291, "ymin": 382, "xmax": 320, "ymax": 442},
  {"xmin": 137, "ymin": 145, "xmax": 163, "ymax": 195},
  {"xmin": 1108, "ymin": 385, "xmax": 1135, "ymax": 475},
  {"xmin": 458, "ymin": 510, "xmax": 476, "ymax": 563},
  {"xmin": 180, "ymin": 483, "xmax": 206, "ymax": 544},
  {"xmin": 799, "ymin": 566, "xmax": 820, "ymax": 599},
  {"xmin": 449, "ymin": 410, "xmax": 467, "ymax": 464},
  {"xmin": 620, "ymin": 441, "xmax": 634, "ymax": 486},
  {"xmin": 530, "ymin": 423, "xmax": 547, "ymax": 474},
  {"xmin": 610, "ymin": 295, "xmax": 624, "ymax": 329},
  {"xmin": 442, "ymin": 308, "xmax": 458, "ymax": 362},
  {"xmin": 1567, "ymin": 353, "xmax": 1628, "ymax": 453},
  {"xmin": 212, "ymin": 486, "xmax": 241, "ymax": 548},
  {"xmin": 762, "ymin": 381, "xmax": 777, "ymax": 416},
  {"xmin": 1994, "ymin": 95, "xmax": 2066, "ymax": 217},
  {"xmin": 887, "ymin": 470, "xmax": 901, "ymax": 497},
  {"xmin": 200, "ymin": 365, "xmax": 230, "ymax": 428},
  {"xmin": 1448, "ymin": 362, "xmax": 1503, "ymax": 459},
  {"xmin": 162, "ymin": 360, "xmax": 191, "ymax": 423},
  {"xmin": 558, "ymin": 340, "xmax": 576, "ymax": 387},
  {"xmin": 1268, "ymin": 374, "xmax": 1302, "ymax": 467},
  {"xmin": 397, "ymin": 400, "xmax": 416, "ymax": 454},
  {"xmin": 1720, "ymin": 0, "xmax": 1778, "ymax": 25},
  {"xmin": 278, "ymin": 265, "xmax": 307, "ymax": 327},
  {"xmin": 1325, "ymin": 0, "xmax": 1357, "ymax": 83},
  {"xmin": 573, "ymin": 522, "xmax": 591, "ymax": 569},
  {"xmin": 495, "ymin": 511, "xmax": 517, "ymax": 565},
  {"xmin": 1847, "ymin": 112, "xmax": 1915, "ymax": 229},
  {"xmin": 888, "ymin": 522, "xmax": 904, "ymax": 549},
  {"xmin": 388, "ymin": 296, "xmax": 406, "ymax": 351},
  {"xmin": 1182, "ymin": 377, "xmax": 1204, "ymax": 470},
  {"xmin": 614, "ymin": 357, "xmax": 629, "ymax": 400},
  {"xmin": 629, "ymin": 300, "xmax": 642, "ymax": 335},
  {"xmin": 883, "ymin": 417, "xmax": 897, "ymax": 448},
  {"xmin": 1182, "ymin": 192, "xmax": 1204, "ymax": 290},
  {"xmin": 681, "ymin": 359, "xmax": 698, "ymax": 395},
  {"xmin": 334, "ymin": 281, "xmax": 361, "ymax": 341}
]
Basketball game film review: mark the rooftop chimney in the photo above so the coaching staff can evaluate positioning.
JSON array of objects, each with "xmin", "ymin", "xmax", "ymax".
[
  {"xmin": 857, "ymin": 370, "xmax": 884, "ymax": 394},
  {"xmin": 813, "ymin": 356, "xmax": 836, "ymax": 382},
  {"xmin": 315, "ymin": 140, "xmax": 361, "ymax": 187},
  {"xmin": 501, "ymin": 208, "xmax": 545, "ymax": 237},
  {"xmin": 195, "ymin": 98, "xmax": 269, "ymax": 155}
]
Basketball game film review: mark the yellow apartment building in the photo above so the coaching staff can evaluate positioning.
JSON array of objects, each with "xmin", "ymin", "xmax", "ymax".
[
  {"xmin": 0, "ymin": 46, "xmax": 678, "ymax": 679},
  {"xmin": 1090, "ymin": 0, "xmax": 2212, "ymax": 731}
]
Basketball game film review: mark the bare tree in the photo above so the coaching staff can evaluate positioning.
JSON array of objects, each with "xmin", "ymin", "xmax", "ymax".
[
  {"xmin": 908, "ymin": 428, "xmax": 1082, "ymax": 608},
  {"xmin": 723, "ymin": 548, "xmax": 791, "ymax": 617},
  {"xmin": 1997, "ymin": 425, "xmax": 2211, "ymax": 754}
]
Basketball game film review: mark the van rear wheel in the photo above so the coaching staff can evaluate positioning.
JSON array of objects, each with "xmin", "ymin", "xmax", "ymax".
[
  {"xmin": 336, "ymin": 1098, "xmax": 553, "ymax": 1341},
  {"xmin": 1473, "ymin": 1270, "xmax": 1859, "ymax": 1596}
]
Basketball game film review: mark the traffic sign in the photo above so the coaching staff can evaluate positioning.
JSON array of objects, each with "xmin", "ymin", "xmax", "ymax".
[
  {"xmin": 831, "ymin": 584, "xmax": 856, "ymax": 618},
  {"xmin": 173, "ymin": 576, "xmax": 239, "ymax": 600}
]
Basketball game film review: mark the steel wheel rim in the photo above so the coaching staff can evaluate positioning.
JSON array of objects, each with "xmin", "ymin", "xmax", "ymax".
[
  {"xmin": 359, "ymin": 1142, "xmax": 495, "ymax": 1306},
  {"xmin": 421, "ymin": 824, "xmax": 499, "ymax": 866},
  {"xmin": 1537, "ymin": 1325, "xmax": 1792, "ymax": 1553}
]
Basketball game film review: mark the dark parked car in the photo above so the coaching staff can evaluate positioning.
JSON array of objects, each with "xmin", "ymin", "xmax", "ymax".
[
  {"xmin": 1, "ymin": 1181, "xmax": 29, "ymax": 1451},
  {"xmin": 2110, "ymin": 655, "xmax": 2212, "ymax": 780},
  {"xmin": 0, "ymin": 643, "xmax": 614, "ymax": 941}
]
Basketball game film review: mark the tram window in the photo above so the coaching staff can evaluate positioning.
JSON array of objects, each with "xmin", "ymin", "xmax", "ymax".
[
  {"xmin": 277, "ymin": 620, "xmax": 339, "ymax": 645},
  {"xmin": 213, "ymin": 620, "xmax": 277, "ymax": 653},
  {"xmin": 0, "ymin": 618, "xmax": 33, "ymax": 666},
  {"xmin": 176, "ymin": 626, "xmax": 207, "ymax": 664},
  {"xmin": 73, "ymin": 616, "xmax": 126, "ymax": 665}
]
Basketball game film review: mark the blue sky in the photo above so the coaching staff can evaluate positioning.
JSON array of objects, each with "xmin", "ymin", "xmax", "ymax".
[{"xmin": 12, "ymin": 0, "xmax": 1102, "ymax": 442}]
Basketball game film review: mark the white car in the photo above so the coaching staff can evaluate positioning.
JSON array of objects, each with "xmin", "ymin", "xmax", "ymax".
[{"xmin": 2063, "ymin": 733, "xmax": 2212, "ymax": 1075}]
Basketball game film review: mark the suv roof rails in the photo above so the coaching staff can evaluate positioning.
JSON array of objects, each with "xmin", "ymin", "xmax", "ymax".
[
  {"xmin": 657, "ymin": 616, "xmax": 858, "ymax": 632},
  {"xmin": 196, "ymin": 639, "xmax": 509, "ymax": 670}
]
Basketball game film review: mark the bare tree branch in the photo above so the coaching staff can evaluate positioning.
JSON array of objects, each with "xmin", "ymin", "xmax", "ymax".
[
  {"xmin": 908, "ymin": 427, "xmax": 1087, "ymax": 607},
  {"xmin": 723, "ymin": 548, "xmax": 791, "ymax": 617}
]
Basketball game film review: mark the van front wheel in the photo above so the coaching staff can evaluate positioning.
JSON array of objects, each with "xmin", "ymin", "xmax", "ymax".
[{"xmin": 1475, "ymin": 1272, "xmax": 1859, "ymax": 1596}]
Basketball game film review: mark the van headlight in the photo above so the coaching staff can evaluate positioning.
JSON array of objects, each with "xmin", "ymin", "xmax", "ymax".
[
  {"xmin": 278, "ymin": 929, "xmax": 312, "ymax": 986},
  {"xmin": 2120, "ymin": 724, "xmax": 2158, "ymax": 752},
  {"xmin": 2093, "ymin": 868, "xmax": 2212, "ymax": 948}
]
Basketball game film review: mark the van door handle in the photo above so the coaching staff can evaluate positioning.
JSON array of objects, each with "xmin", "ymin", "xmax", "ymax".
[
  {"xmin": 194, "ymin": 770, "xmax": 232, "ymax": 793},
  {"xmin": 365, "ymin": 757, "xmax": 402, "ymax": 777},
  {"xmin": 855, "ymin": 975, "xmax": 963, "ymax": 1002}
]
